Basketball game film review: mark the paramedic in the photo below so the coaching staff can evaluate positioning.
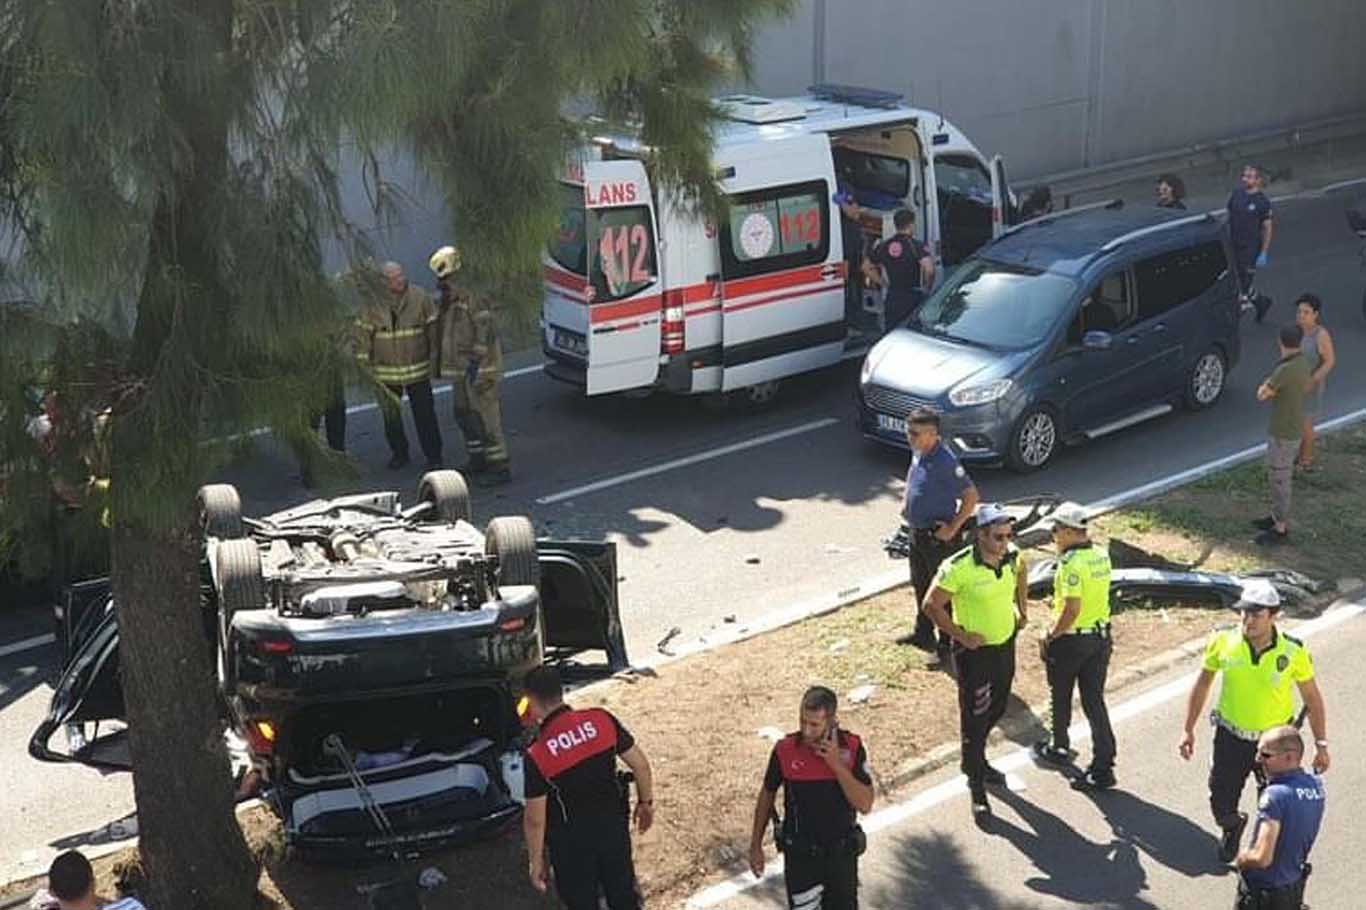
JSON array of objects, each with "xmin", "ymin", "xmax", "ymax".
[
  {"xmin": 866, "ymin": 209, "xmax": 934, "ymax": 329},
  {"xmin": 522, "ymin": 666, "xmax": 655, "ymax": 910},
  {"xmin": 749, "ymin": 686, "xmax": 874, "ymax": 910}
]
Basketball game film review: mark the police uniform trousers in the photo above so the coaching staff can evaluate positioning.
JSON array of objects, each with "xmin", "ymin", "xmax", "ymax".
[
  {"xmin": 953, "ymin": 635, "xmax": 1016, "ymax": 784},
  {"xmin": 908, "ymin": 531, "xmax": 955, "ymax": 650},
  {"xmin": 784, "ymin": 840, "xmax": 859, "ymax": 910},
  {"xmin": 1209, "ymin": 722, "xmax": 1285, "ymax": 831},
  {"xmin": 1235, "ymin": 872, "xmax": 1309, "ymax": 910},
  {"xmin": 1044, "ymin": 633, "xmax": 1116, "ymax": 771},
  {"xmin": 379, "ymin": 379, "xmax": 442, "ymax": 463},
  {"xmin": 547, "ymin": 818, "xmax": 641, "ymax": 910},
  {"xmin": 453, "ymin": 372, "xmax": 509, "ymax": 469}
]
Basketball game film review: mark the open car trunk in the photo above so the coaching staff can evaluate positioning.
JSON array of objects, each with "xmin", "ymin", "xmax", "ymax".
[{"xmin": 274, "ymin": 684, "xmax": 523, "ymax": 858}]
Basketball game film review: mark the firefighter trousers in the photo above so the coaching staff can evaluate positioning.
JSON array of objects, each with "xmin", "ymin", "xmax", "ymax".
[
  {"xmin": 547, "ymin": 821, "xmax": 641, "ymax": 910},
  {"xmin": 453, "ymin": 372, "xmax": 508, "ymax": 468},
  {"xmin": 379, "ymin": 379, "xmax": 442, "ymax": 463},
  {"xmin": 953, "ymin": 636, "xmax": 1016, "ymax": 786}
]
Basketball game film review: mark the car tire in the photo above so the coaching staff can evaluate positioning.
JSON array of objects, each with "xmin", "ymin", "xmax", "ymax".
[
  {"xmin": 1006, "ymin": 405, "xmax": 1060, "ymax": 473},
  {"xmin": 417, "ymin": 470, "xmax": 472, "ymax": 524},
  {"xmin": 485, "ymin": 516, "xmax": 539, "ymax": 589},
  {"xmin": 1184, "ymin": 347, "xmax": 1227, "ymax": 411},
  {"xmin": 215, "ymin": 539, "xmax": 262, "ymax": 691},
  {"xmin": 198, "ymin": 484, "xmax": 243, "ymax": 539}
]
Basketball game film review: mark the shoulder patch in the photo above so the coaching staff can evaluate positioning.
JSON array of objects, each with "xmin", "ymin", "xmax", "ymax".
[{"xmin": 954, "ymin": 465, "xmax": 966, "ymax": 478}]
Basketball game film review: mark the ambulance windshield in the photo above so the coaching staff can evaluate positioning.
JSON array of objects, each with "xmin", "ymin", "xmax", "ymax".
[
  {"xmin": 912, "ymin": 260, "xmax": 1076, "ymax": 350},
  {"xmin": 549, "ymin": 183, "xmax": 588, "ymax": 275}
]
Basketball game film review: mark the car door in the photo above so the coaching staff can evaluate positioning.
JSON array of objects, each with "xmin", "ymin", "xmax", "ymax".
[
  {"xmin": 1129, "ymin": 246, "xmax": 1203, "ymax": 395},
  {"xmin": 29, "ymin": 597, "xmax": 131, "ymax": 770},
  {"xmin": 537, "ymin": 539, "xmax": 628, "ymax": 675},
  {"xmin": 932, "ymin": 153, "xmax": 996, "ymax": 266},
  {"xmin": 56, "ymin": 577, "xmax": 113, "ymax": 659},
  {"xmin": 1054, "ymin": 268, "xmax": 1146, "ymax": 431},
  {"xmin": 582, "ymin": 160, "xmax": 664, "ymax": 395}
]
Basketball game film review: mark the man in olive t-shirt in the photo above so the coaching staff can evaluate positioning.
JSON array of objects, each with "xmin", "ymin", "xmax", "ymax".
[{"xmin": 1253, "ymin": 323, "xmax": 1311, "ymax": 546}]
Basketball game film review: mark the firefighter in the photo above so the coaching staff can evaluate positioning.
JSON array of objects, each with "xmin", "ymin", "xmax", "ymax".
[
  {"xmin": 355, "ymin": 261, "xmax": 444, "ymax": 471},
  {"xmin": 522, "ymin": 666, "xmax": 655, "ymax": 910},
  {"xmin": 429, "ymin": 245, "xmax": 511, "ymax": 487}
]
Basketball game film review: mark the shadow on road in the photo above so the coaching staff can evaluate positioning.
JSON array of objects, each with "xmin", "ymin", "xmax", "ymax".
[
  {"xmin": 864, "ymin": 829, "xmax": 1035, "ymax": 910},
  {"xmin": 1074, "ymin": 786, "xmax": 1230, "ymax": 879},
  {"xmin": 47, "ymin": 811, "xmax": 138, "ymax": 852},
  {"xmin": 0, "ymin": 645, "xmax": 55, "ymax": 716}
]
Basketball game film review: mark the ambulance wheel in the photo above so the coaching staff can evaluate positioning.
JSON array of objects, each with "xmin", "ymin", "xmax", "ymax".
[
  {"xmin": 486, "ymin": 516, "xmax": 539, "ymax": 589},
  {"xmin": 418, "ymin": 470, "xmax": 471, "ymax": 524},
  {"xmin": 1006, "ymin": 405, "xmax": 1059, "ymax": 473},
  {"xmin": 734, "ymin": 380, "xmax": 782, "ymax": 411},
  {"xmin": 198, "ymin": 484, "xmax": 243, "ymax": 539}
]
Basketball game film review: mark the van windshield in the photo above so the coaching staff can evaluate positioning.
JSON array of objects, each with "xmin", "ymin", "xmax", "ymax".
[{"xmin": 911, "ymin": 259, "xmax": 1076, "ymax": 350}]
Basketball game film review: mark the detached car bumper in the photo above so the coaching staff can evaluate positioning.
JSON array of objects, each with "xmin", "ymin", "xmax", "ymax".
[{"xmin": 856, "ymin": 386, "xmax": 1011, "ymax": 462}]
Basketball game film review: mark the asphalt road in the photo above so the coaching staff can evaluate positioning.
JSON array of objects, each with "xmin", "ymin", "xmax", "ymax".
[
  {"xmin": 704, "ymin": 598, "xmax": 1365, "ymax": 910},
  {"xmin": 3, "ymin": 181, "xmax": 1365, "ymax": 881}
]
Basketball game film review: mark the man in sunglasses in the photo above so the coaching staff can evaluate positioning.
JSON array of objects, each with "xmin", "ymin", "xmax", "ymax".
[
  {"xmin": 1178, "ymin": 580, "xmax": 1329, "ymax": 864},
  {"xmin": 922, "ymin": 503, "xmax": 1028, "ymax": 818},
  {"xmin": 900, "ymin": 409, "xmax": 979, "ymax": 664},
  {"xmin": 1233, "ymin": 725, "xmax": 1324, "ymax": 910},
  {"xmin": 1032, "ymin": 504, "xmax": 1117, "ymax": 791}
]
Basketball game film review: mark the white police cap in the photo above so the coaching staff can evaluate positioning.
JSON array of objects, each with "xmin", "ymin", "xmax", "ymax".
[
  {"xmin": 973, "ymin": 502, "xmax": 1016, "ymax": 528},
  {"xmin": 1234, "ymin": 578, "xmax": 1281, "ymax": 610}
]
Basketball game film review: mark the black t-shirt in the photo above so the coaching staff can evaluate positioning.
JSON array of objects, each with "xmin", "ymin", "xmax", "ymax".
[
  {"xmin": 524, "ymin": 705, "xmax": 635, "ymax": 831},
  {"xmin": 763, "ymin": 730, "xmax": 871, "ymax": 844},
  {"xmin": 1227, "ymin": 186, "xmax": 1272, "ymax": 258},
  {"xmin": 870, "ymin": 233, "xmax": 927, "ymax": 297}
]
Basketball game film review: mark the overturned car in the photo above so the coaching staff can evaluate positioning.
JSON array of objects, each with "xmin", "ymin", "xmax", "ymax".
[{"xmin": 31, "ymin": 471, "xmax": 629, "ymax": 860}]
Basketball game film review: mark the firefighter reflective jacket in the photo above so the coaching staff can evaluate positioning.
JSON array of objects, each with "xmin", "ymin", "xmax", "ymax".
[
  {"xmin": 356, "ymin": 285, "xmax": 439, "ymax": 386},
  {"xmin": 438, "ymin": 283, "xmax": 503, "ymax": 379}
]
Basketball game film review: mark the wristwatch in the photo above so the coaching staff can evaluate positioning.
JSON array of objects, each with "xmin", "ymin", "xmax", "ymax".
[{"xmin": 1315, "ymin": 740, "xmax": 1329, "ymax": 748}]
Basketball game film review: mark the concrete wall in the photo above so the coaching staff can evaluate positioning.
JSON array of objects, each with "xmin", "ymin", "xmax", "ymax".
[{"xmin": 749, "ymin": 0, "xmax": 1366, "ymax": 179}]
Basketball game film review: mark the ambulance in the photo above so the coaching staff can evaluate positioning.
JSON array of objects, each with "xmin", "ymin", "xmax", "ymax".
[{"xmin": 541, "ymin": 84, "xmax": 1015, "ymax": 403}]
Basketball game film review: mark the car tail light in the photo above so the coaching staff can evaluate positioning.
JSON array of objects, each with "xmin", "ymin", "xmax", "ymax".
[
  {"xmin": 499, "ymin": 617, "xmax": 527, "ymax": 633},
  {"xmin": 245, "ymin": 719, "xmax": 277, "ymax": 756},
  {"xmin": 661, "ymin": 289, "xmax": 685, "ymax": 355},
  {"xmin": 256, "ymin": 639, "xmax": 293, "ymax": 656}
]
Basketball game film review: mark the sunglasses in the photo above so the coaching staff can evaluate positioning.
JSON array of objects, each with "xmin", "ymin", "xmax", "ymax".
[{"xmin": 1257, "ymin": 749, "xmax": 1286, "ymax": 760}]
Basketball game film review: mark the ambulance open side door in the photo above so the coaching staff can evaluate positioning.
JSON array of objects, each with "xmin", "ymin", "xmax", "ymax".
[{"xmin": 583, "ymin": 160, "xmax": 664, "ymax": 395}]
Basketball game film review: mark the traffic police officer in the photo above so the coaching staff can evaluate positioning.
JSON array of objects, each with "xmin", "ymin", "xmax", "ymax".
[
  {"xmin": 429, "ymin": 245, "xmax": 511, "ymax": 487},
  {"xmin": 749, "ymin": 686, "xmax": 874, "ymax": 910},
  {"xmin": 901, "ymin": 408, "xmax": 980, "ymax": 661},
  {"xmin": 1032, "ymin": 504, "xmax": 1118, "ymax": 791},
  {"xmin": 522, "ymin": 666, "xmax": 655, "ymax": 910},
  {"xmin": 865, "ymin": 209, "xmax": 934, "ymax": 330},
  {"xmin": 1234, "ymin": 725, "xmax": 1324, "ymax": 910},
  {"xmin": 1178, "ymin": 580, "xmax": 1329, "ymax": 863},
  {"xmin": 355, "ymin": 261, "xmax": 444, "ymax": 470},
  {"xmin": 923, "ymin": 503, "xmax": 1028, "ymax": 818}
]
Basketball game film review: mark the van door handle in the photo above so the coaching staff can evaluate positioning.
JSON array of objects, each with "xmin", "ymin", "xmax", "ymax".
[{"xmin": 1150, "ymin": 323, "xmax": 1168, "ymax": 334}]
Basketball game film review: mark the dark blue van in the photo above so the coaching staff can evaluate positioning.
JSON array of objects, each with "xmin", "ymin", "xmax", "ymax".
[{"xmin": 857, "ymin": 201, "xmax": 1240, "ymax": 471}]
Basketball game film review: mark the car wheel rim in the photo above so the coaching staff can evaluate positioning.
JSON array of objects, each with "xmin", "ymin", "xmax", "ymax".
[
  {"xmin": 1019, "ymin": 412, "xmax": 1056, "ymax": 467},
  {"xmin": 1193, "ymin": 354, "xmax": 1224, "ymax": 404}
]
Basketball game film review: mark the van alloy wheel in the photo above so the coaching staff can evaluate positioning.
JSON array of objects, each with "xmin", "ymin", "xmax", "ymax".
[
  {"xmin": 1191, "ymin": 353, "xmax": 1225, "ymax": 406},
  {"xmin": 1015, "ymin": 410, "xmax": 1057, "ymax": 470}
]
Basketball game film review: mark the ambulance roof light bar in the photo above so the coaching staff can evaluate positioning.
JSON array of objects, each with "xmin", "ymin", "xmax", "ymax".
[{"xmin": 807, "ymin": 84, "xmax": 905, "ymax": 110}]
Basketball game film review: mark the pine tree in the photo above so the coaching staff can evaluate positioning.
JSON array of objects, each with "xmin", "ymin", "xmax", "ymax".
[{"xmin": 0, "ymin": 1, "xmax": 794, "ymax": 906}]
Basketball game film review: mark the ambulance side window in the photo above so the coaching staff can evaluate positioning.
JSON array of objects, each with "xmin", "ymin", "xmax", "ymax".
[{"xmin": 720, "ymin": 180, "xmax": 830, "ymax": 280}]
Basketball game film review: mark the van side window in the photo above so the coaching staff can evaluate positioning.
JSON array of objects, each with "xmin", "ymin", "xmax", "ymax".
[
  {"xmin": 1132, "ymin": 242, "xmax": 1226, "ymax": 321},
  {"xmin": 720, "ymin": 180, "xmax": 830, "ymax": 280},
  {"xmin": 933, "ymin": 155, "xmax": 994, "ymax": 266},
  {"xmin": 1068, "ymin": 270, "xmax": 1133, "ymax": 344}
]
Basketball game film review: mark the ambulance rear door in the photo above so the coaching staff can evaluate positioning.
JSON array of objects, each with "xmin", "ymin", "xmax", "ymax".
[
  {"xmin": 717, "ymin": 135, "xmax": 846, "ymax": 392},
  {"xmin": 582, "ymin": 160, "xmax": 663, "ymax": 395}
]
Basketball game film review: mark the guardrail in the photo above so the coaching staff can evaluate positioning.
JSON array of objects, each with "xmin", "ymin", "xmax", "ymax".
[{"xmin": 1027, "ymin": 111, "xmax": 1366, "ymax": 207}]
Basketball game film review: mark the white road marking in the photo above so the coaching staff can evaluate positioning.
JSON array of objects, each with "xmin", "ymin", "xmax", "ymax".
[
  {"xmin": 687, "ymin": 601, "xmax": 1365, "ymax": 908},
  {"xmin": 535, "ymin": 418, "xmax": 841, "ymax": 506},
  {"xmin": 0, "ymin": 632, "xmax": 55, "ymax": 659}
]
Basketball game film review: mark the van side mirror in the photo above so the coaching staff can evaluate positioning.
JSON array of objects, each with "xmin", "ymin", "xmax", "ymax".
[{"xmin": 1082, "ymin": 330, "xmax": 1112, "ymax": 351}]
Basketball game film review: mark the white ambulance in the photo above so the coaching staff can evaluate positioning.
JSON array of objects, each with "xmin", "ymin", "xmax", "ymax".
[{"xmin": 541, "ymin": 85, "xmax": 1014, "ymax": 403}]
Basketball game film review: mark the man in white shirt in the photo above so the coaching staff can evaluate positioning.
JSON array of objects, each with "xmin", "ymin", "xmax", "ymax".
[{"xmin": 31, "ymin": 851, "xmax": 146, "ymax": 910}]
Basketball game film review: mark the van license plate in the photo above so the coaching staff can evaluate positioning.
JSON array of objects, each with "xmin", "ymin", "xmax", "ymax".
[
  {"xmin": 876, "ymin": 414, "xmax": 907, "ymax": 435},
  {"xmin": 554, "ymin": 329, "xmax": 587, "ymax": 357}
]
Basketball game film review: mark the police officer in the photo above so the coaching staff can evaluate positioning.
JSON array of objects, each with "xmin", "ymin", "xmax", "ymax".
[
  {"xmin": 1031, "ymin": 504, "xmax": 1118, "ymax": 791},
  {"xmin": 1227, "ymin": 164, "xmax": 1275, "ymax": 322},
  {"xmin": 748, "ymin": 686, "xmax": 874, "ymax": 910},
  {"xmin": 900, "ymin": 408, "xmax": 980, "ymax": 662},
  {"xmin": 429, "ymin": 245, "xmax": 511, "ymax": 487},
  {"xmin": 923, "ymin": 503, "xmax": 1028, "ymax": 817},
  {"xmin": 522, "ymin": 666, "xmax": 654, "ymax": 910},
  {"xmin": 355, "ymin": 261, "xmax": 444, "ymax": 470},
  {"xmin": 1234, "ymin": 725, "xmax": 1324, "ymax": 910},
  {"xmin": 865, "ymin": 209, "xmax": 934, "ymax": 330},
  {"xmin": 1178, "ymin": 580, "xmax": 1329, "ymax": 863}
]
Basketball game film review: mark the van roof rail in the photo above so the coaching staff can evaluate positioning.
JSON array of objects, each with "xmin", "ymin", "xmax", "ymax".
[
  {"xmin": 807, "ymin": 84, "xmax": 905, "ymax": 109},
  {"xmin": 1098, "ymin": 212, "xmax": 1217, "ymax": 252},
  {"xmin": 999, "ymin": 197, "xmax": 1124, "ymax": 238}
]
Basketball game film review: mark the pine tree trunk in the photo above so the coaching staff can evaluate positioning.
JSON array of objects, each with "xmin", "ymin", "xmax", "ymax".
[{"xmin": 111, "ymin": 510, "xmax": 257, "ymax": 909}]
